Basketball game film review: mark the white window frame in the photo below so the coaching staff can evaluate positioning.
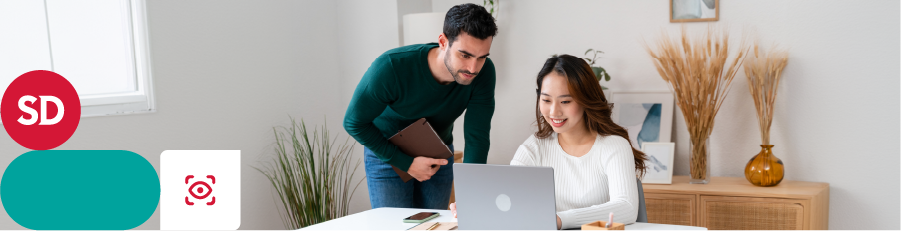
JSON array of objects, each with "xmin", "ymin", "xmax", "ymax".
[{"xmin": 75, "ymin": 0, "xmax": 155, "ymax": 117}]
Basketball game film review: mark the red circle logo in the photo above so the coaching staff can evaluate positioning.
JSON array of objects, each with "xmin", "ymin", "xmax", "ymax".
[{"xmin": 1, "ymin": 70, "xmax": 81, "ymax": 150}]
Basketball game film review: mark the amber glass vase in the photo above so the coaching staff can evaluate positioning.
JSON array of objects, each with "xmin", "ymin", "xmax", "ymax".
[{"xmin": 744, "ymin": 145, "xmax": 784, "ymax": 186}]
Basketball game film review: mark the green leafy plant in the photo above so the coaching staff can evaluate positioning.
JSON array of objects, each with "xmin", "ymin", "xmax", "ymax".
[
  {"xmin": 584, "ymin": 49, "xmax": 612, "ymax": 90},
  {"xmin": 254, "ymin": 117, "xmax": 364, "ymax": 229},
  {"xmin": 483, "ymin": 0, "xmax": 499, "ymax": 20}
]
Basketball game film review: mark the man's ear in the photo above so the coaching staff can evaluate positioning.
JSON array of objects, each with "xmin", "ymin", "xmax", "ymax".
[{"xmin": 438, "ymin": 33, "xmax": 448, "ymax": 51}]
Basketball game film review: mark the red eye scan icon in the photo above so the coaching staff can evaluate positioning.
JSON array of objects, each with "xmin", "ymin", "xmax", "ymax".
[{"xmin": 185, "ymin": 175, "xmax": 216, "ymax": 206}]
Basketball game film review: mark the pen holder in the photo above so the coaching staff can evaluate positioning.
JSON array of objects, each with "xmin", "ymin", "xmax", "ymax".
[{"xmin": 582, "ymin": 221, "xmax": 625, "ymax": 230}]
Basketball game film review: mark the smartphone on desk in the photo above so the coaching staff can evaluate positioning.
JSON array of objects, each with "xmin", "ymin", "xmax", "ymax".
[{"xmin": 403, "ymin": 212, "xmax": 439, "ymax": 223}]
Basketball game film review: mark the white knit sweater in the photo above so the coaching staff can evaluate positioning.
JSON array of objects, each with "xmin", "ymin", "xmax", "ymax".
[{"xmin": 511, "ymin": 133, "xmax": 639, "ymax": 229}]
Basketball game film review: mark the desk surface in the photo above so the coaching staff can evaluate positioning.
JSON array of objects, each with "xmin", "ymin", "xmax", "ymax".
[{"xmin": 301, "ymin": 207, "xmax": 706, "ymax": 230}]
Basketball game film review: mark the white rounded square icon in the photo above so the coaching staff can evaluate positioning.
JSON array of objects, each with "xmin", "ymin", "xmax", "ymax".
[{"xmin": 161, "ymin": 150, "xmax": 240, "ymax": 230}]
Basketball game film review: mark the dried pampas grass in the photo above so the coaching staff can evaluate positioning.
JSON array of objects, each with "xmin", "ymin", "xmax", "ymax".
[
  {"xmin": 744, "ymin": 42, "xmax": 788, "ymax": 145},
  {"xmin": 645, "ymin": 26, "xmax": 749, "ymax": 182}
]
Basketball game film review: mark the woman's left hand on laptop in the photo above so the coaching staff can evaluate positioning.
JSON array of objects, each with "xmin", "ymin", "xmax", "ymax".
[{"xmin": 449, "ymin": 202, "xmax": 458, "ymax": 218}]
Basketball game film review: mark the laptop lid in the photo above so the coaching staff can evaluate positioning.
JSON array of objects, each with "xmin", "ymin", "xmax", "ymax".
[{"xmin": 453, "ymin": 163, "xmax": 557, "ymax": 230}]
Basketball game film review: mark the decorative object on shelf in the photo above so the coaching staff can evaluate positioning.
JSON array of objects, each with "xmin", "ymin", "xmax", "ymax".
[
  {"xmin": 583, "ymin": 49, "xmax": 612, "ymax": 90},
  {"xmin": 609, "ymin": 92, "xmax": 674, "ymax": 150},
  {"xmin": 671, "ymin": 0, "xmax": 718, "ymax": 22},
  {"xmin": 745, "ymin": 145, "xmax": 783, "ymax": 186},
  {"xmin": 482, "ymin": 0, "xmax": 499, "ymax": 20},
  {"xmin": 742, "ymin": 42, "xmax": 788, "ymax": 187},
  {"xmin": 645, "ymin": 27, "xmax": 749, "ymax": 184},
  {"xmin": 254, "ymin": 117, "xmax": 365, "ymax": 229},
  {"xmin": 640, "ymin": 142, "xmax": 676, "ymax": 184}
]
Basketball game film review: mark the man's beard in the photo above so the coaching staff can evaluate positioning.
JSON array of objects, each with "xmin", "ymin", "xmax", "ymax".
[{"xmin": 444, "ymin": 51, "xmax": 478, "ymax": 85}]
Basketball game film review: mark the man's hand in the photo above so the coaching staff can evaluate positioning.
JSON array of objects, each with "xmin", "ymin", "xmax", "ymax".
[{"xmin": 408, "ymin": 156, "xmax": 448, "ymax": 181}]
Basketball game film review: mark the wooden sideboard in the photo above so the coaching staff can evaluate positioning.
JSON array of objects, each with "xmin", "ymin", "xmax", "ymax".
[{"xmin": 642, "ymin": 176, "xmax": 829, "ymax": 230}]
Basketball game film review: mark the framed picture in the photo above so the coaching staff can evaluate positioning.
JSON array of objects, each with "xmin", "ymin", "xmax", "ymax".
[
  {"xmin": 609, "ymin": 91, "xmax": 674, "ymax": 151},
  {"xmin": 640, "ymin": 142, "xmax": 675, "ymax": 184},
  {"xmin": 671, "ymin": 0, "xmax": 719, "ymax": 23}
]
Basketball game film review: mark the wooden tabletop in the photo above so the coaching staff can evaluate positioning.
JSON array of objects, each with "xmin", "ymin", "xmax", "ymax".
[{"xmin": 642, "ymin": 176, "xmax": 829, "ymax": 199}]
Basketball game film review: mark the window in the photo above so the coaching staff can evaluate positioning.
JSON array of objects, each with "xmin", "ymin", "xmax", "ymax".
[{"xmin": 0, "ymin": 0, "xmax": 154, "ymax": 117}]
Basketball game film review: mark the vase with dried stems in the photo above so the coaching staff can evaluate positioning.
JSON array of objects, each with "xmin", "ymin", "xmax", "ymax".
[
  {"xmin": 646, "ymin": 26, "xmax": 748, "ymax": 184},
  {"xmin": 743, "ymin": 42, "xmax": 788, "ymax": 187}
]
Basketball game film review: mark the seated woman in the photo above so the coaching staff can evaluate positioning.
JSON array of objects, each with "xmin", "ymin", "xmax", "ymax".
[{"xmin": 451, "ymin": 54, "xmax": 648, "ymax": 230}]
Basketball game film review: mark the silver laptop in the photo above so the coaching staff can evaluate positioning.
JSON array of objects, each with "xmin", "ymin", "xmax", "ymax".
[{"xmin": 453, "ymin": 163, "xmax": 557, "ymax": 230}]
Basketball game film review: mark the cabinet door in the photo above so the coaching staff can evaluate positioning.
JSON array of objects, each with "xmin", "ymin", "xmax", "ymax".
[
  {"xmin": 645, "ymin": 193, "xmax": 696, "ymax": 226},
  {"xmin": 699, "ymin": 196, "xmax": 807, "ymax": 230}
]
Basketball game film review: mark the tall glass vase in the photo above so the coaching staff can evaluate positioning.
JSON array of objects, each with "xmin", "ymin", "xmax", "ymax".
[
  {"xmin": 744, "ymin": 145, "xmax": 784, "ymax": 186},
  {"xmin": 689, "ymin": 138, "xmax": 710, "ymax": 184}
]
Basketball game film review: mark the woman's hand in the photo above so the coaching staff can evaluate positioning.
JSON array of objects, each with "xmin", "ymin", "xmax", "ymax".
[
  {"xmin": 449, "ymin": 202, "xmax": 457, "ymax": 218},
  {"xmin": 556, "ymin": 215, "xmax": 562, "ymax": 230}
]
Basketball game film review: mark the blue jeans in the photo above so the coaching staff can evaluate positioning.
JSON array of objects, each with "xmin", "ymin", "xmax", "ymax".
[{"xmin": 364, "ymin": 145, "xmax": 454, "ymax": 210}]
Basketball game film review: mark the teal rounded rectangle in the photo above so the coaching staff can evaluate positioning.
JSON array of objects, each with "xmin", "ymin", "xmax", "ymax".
[{"xmin": 1, "ymin": 150, "xmax": 160, "ymax": 230}]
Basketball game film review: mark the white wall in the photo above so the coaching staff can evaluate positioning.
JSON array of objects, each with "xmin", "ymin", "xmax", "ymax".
[
  {"xmin": 0, "ymin": 0, "xmax": 346, "ymax": 229},
  {"xmin": 336, "ymin": 0, "xmax": 402, "ymax": 217},
  {"xmin": 430, "ymin": 0, "xmax": 899, "ymax": 229}
]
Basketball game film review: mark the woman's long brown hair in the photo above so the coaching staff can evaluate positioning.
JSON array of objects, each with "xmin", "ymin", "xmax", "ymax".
[{"xmin": 534, "ymin": 54, "xmax": 648, "ymax": 177}]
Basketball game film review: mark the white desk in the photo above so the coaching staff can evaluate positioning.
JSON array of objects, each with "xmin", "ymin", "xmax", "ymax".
[{"xmin": 302, "ymin": 207, "xmax": 706, "ymax": 230}]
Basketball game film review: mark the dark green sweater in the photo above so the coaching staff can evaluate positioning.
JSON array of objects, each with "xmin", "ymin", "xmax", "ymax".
[{"xmin": 343, "ymin": 43, "xmax": 495, "ymax": 171}]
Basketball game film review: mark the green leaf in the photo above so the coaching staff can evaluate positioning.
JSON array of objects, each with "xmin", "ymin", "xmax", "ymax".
[
  {"xmin": 591, "ymin": 67, "xmax": 603, "ymax": 81},
  {"xmin": 585, "ymin": 49, "xmax": 594, "ymax": 56},
  {"xmin": 583, "ymin": 58, "xmax": 592, "ymax": 63},
  {"xmin": 604, "ymin": 72, "xmax": 611, "ymax": 82}
]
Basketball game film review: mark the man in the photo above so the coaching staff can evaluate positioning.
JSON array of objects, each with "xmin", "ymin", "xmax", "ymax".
[{"xmin": 343, "ymin": 3, "xmax": 497, "ymax": 210}]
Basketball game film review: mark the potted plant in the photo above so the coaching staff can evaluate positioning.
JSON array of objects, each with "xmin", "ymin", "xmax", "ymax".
[
  {"xmin": 255, "ymin": 117, "xmax": 364, "ymax": 229},
  {"xmin": 583, "ymin": 49, "xmax": 612, "ymax": 90}
]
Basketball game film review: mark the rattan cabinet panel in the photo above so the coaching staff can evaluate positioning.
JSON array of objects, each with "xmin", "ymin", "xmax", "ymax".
[
  {"xmin": 645, "ymin": 193, "xmax": 696, "ymax": 226},
  {"xmin": 642, "ymin": 176, "xmax": 828, "ymax": 230},
  {"xmin": 700, "ymin": 196, "xmax": 806, "ymax": 230}
]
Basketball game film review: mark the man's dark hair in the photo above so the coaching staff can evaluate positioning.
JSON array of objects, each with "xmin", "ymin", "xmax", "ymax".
[{"xmin": 443, "ymin": 3, "xmax": 498, "ymax": 46}]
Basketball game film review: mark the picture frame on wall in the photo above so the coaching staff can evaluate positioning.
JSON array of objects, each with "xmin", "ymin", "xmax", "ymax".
[
  {"xmin": 671, "ymin": 0, "xmax": 719, "ymax": 22},
  {"xmin": 609, "ymin": 91, "xmax": 674, "ymax": 151},
  {"xmin": 640, "ymin": 142, "xmax": 676, "ymax": 184}
]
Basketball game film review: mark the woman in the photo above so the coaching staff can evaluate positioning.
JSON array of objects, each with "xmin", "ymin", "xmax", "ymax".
[{"xmin": 450, "ymin": 54, "xmax": 648, "ymax": 230}]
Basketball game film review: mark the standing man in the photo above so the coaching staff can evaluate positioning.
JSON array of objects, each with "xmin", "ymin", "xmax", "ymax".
[{"xmin": 344, "ymin": 3, "xmax": 497, "ymax": 210}]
